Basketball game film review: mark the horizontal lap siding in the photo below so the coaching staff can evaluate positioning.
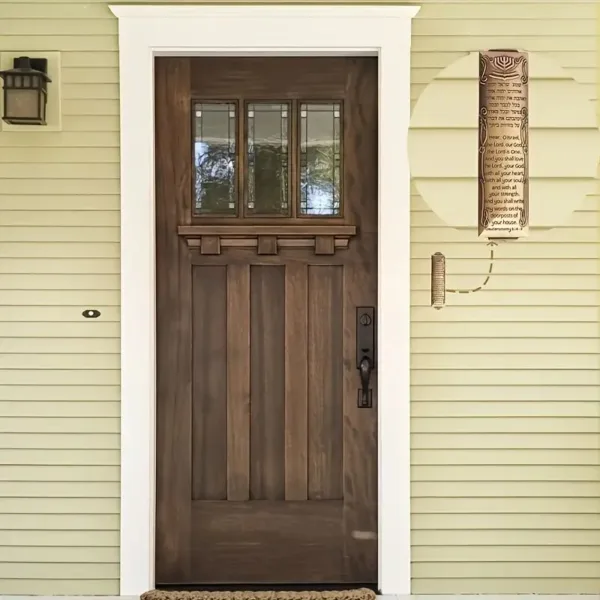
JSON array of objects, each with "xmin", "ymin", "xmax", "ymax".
[
  {"xmin": 0, "ymin": 0, "xmax": 119, "ymax": 595},
  {"xmin": 410, "ymin": 0, "xmax": 600, "ymax": 595},
  {"xmin": 0, "ymin": 0, "xmax": 598, "ymax": 596}
]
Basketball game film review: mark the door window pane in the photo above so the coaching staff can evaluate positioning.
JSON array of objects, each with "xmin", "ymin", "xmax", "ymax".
[
  {"xmin": 246, "ymin": 103, "xmax": 290, "ymax": 215},
  {"xmin": 194, "ymin": 103, "xmax": 237, "ymax": 215},
  {"xmin": 299, "ymin": 103, "xmax": 342, "ymax": 216}
]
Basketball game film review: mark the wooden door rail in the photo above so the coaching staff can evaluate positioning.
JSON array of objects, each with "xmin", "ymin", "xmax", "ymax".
[{"xmin": 177, "ymin": 225, "xmax": 357, "ymax": 255}]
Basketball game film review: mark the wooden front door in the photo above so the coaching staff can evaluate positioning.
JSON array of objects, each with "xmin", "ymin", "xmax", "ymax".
[{"xmin": 155, "ymin": 57, "xmax": 378, "ymax": 587}]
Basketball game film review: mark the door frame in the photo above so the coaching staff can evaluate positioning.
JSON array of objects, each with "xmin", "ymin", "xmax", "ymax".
[{"xmin": 110, "ymin": 4, "xmax": 419, "ymax": 597}]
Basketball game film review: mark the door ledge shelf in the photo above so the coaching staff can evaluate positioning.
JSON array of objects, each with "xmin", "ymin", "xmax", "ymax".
[{"xmin": 177, "ymin": 225, "xmax": 357, "ymax": 255}]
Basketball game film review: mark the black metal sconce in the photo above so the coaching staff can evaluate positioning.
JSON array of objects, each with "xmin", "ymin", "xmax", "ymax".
[{"xmin": 0, "ymin": 56, "xmax": 52, "ymax": 125}]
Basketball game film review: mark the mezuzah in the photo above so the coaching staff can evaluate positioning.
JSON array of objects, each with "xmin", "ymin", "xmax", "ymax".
[
  {"xmin": 431, "ymin": 252, "xmax": 446, "ymax": 310},
  {"xmin": 478, "ymin": 50, "xmax": 529, "ymax": 240}
]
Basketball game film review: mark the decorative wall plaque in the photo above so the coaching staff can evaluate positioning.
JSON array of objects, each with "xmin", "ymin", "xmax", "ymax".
[{"xmin": 478, "ymin": 50, "xmax": 529, "ymax": 239}]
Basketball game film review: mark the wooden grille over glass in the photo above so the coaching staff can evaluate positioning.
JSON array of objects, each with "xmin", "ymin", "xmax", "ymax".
[{"xmin": 192, "ymin": 100, "xmax": 343, "ymax": 219}]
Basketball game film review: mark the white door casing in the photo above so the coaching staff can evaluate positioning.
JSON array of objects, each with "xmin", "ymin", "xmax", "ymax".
[{"xmin": 109, "ymin": 4, "xmax": 418, "ymax": 596}]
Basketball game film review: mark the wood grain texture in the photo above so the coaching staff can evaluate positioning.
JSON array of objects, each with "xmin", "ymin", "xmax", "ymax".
[
  {"xmin": 308, "ymin": 265, "xmax": 344, "ymax": 502},
  {"xmin": 178, "ymin": 225, "xmax": 356, "ymax": 236},
  {"xmin": 315, "ymin": 235, "xmax": 335, "ymax": 255},
  {"xmin": 341, "ymin": 58, "xmax": 378, "ymax": 582},
  {"xmin": 155, "ymin": 56, "xmax": 193, "ymax": 584},
  {"xmin": 156, "ymin": 56, "xmax": 377, "ymax": 585},
  {"xmin": 190, "ymin": 501, "xmax": 343, "ymax": 584},
  {"xmin": 200, "ymin": 235, "xmax": 221, "ymax": 255},
  {"xmin": 192, "ymin": 266, "xmax": 227, "ymax": 500},
  {"xmin": 226, "ymin": 264, "xmax": 251, "ymax": 502},
  {"xmin": 191, "ymin": 57, "xmax": 348, "ymax": 99},
  {"xmin": 284, "ymin": 263, "xmax": 309, "ymax": 501},
  {"xmin": 250, "ymin": 265, "xmax": 286, "ymax": 500},
  {"xmin": 257, "ymin": 235, "xmax": 278, "ymax": 255}
]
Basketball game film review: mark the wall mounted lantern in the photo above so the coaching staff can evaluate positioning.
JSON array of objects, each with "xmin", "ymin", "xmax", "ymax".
[{"xmin": 0, "ymin": 56, "xmax": 52, "ymax": 125}]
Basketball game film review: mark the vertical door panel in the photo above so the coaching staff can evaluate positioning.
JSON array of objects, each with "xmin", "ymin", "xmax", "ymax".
[
  {"xmin": 192, "ymin": 266, "xmax": 228, "ymax": 501},
  {"xmin": 284, "ymin": 262, "xmax": 309, "ymax": 501},
  {"xmin": 155, "ymin": 56, "xmax": 193, "ymax": 584},
  {"xmin": 342, "ymin": 244, "xmax": 378, "ymax": 581},
  {"xmin": 250, "ymin": 265, "xmax": 286, "ymax": 500},
  {"xmin": 226, "ymin": 264, "xmax": 251, "ymax": 501},
  {"xmin": 308, "ymin": 265, "xmax": 344, "ymax": 501}
]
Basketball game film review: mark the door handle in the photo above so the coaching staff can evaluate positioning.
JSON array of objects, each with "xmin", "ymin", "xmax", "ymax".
[
  {"xmin": 356, "ymin": 307, "xmax": 375, "ymax": 408},
  {"xmin": 359, "ymin": 356, "xmax": 373, "ymax": 408}
]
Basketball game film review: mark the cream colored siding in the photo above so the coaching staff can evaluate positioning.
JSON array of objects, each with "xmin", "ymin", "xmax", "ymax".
[
  {"xmin": 410, "ymin": 0, "xmax": 600, "ymax": 595},
  {"xmin": 0, "ymin": 0, "xmax": 120, "ymax": 595}
]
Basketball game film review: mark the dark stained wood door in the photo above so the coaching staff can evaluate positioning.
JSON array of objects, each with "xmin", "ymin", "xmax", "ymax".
[{"xmin": 155, "ymin": 57, "xmax": 378, "ymax": 587}]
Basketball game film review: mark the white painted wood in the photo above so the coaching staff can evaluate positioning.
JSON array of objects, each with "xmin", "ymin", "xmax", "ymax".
[{"xmin": 109, "ymin": 4, "xmax": 418, "ymax": 596}]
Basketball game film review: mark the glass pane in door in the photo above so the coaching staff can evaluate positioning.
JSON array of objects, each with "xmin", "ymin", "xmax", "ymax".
[
  {"xmin": 246, "ymin": 102, "xmax": 290, "ymax": 215},
  {"xmin": 299, "ymin": 102, "xmax": 342, "ymax": 216},
  {"xmin": 193, "ymin": 102, "xmax": 237, "ymax": 215}
]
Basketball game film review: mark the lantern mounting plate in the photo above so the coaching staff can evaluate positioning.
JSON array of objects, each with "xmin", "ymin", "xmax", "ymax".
[{"xmin": 15, "ymin": 57, "xmax": 49, "ymax": 77}]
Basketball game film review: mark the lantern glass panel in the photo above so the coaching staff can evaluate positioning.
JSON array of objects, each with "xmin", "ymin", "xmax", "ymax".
[{"xmin": 5, "ymin": 88, "xmax": 41, "ymax": 121}]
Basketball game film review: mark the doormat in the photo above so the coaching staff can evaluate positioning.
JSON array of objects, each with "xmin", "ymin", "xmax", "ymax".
[{"xmin": 142, "ymin": 589, "xmax": 376, "ymax": 600}]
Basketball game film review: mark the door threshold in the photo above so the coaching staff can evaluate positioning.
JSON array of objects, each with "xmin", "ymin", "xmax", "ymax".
[{"xmin": 156, "ymin": 585, "xmax": 378, "ymax": 593}]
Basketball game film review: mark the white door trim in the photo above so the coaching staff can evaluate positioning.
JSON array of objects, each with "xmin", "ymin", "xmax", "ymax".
[{"xmin": 110, "ymin": 4, "xmax": 418, "ymax": 596}]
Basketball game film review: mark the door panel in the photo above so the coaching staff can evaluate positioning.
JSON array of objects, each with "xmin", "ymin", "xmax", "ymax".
[
  {"xmin": 155, "ymin": 57, "xmax": 378, "ymax": 586},
  {"xmin": 192, "ymin": 265, "xmax": 227, "ymax": 501},
  {"xmin": 192, "ymin": 500, "xmax": 344, "ymax": 583}
]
